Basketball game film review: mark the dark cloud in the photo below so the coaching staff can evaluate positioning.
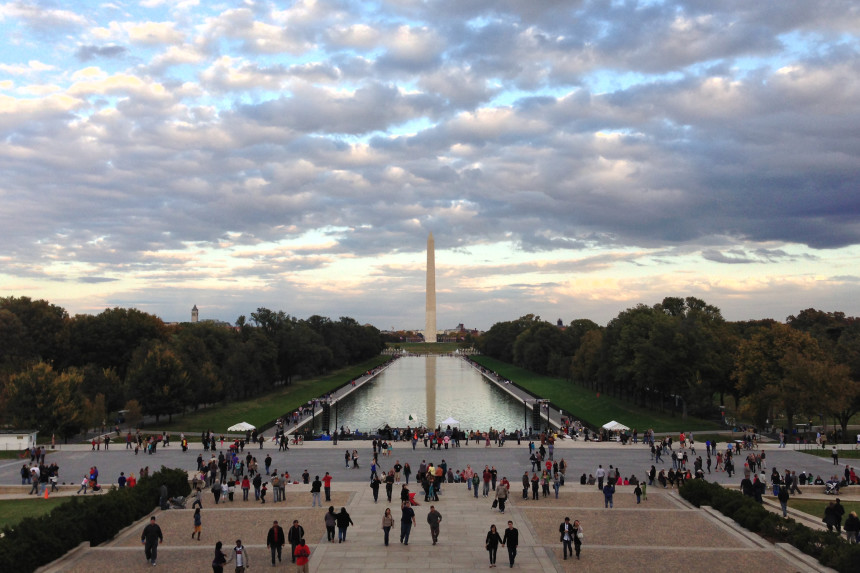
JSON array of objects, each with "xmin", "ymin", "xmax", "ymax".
[{"xmin": 75, "ymin": 44, "xmax": 127, "ymax": 61}]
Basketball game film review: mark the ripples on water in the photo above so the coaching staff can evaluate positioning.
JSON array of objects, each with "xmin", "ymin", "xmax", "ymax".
[{"xmin": 315, "ymin": 356, "xmax": 528, "ymax": 434}]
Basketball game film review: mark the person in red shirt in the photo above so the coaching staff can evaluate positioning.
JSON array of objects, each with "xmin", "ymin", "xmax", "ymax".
[
  {"xmin": 323, "ymin": 472, "xmax": 333, "ymax": 502},
  {"xmin": 294, "ymin": 538, "xmax": 310, "ymax": 572}
]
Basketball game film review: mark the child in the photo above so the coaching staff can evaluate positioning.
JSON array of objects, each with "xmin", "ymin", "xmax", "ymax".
[
  {"xmin": 634, "ymin": 484, "xmax": 642, "ymax": 504},
  {"xmin": 260, "ymin": 483, "xmax": 268, "ymax": 504},
  {"xmin": 192, "ymin": 508, "xmax": 202, "ymax": 540}
]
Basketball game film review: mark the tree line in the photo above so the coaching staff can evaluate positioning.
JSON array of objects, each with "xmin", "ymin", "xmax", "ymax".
[
  {"xmin": 478, "ymin": 298, "xmax": 860, "ymax": 438},
  {"xmin": 0, "ymin": 297, "xmax": 386, "ymax": 440}
]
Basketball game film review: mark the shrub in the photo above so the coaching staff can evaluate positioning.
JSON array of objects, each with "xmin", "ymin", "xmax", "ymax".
[
  {"xmin": 679, "ymin": 479, "xmax": 857, "ymax": 573},
  {"xmin": 0, "ymin": 466, "xmax": 189, "ymax": 573}
]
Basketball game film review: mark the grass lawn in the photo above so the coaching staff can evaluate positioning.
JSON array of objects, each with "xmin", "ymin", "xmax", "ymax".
[
  {"xmin": 798, "ymin": 449, "xmax": 860, "ymax": 460},
  {"xmin": 0, "ymin": 451, "xmax": 28, "ymax": 460},
  {"xmin": 471, "ymin": 356, "xmax": 720, "ymax": 433},
  {"xmin": 152, "ymin": 356, "xmax": 391, "ymax": 434},
  {"xmin": 788, "ymin": 499, "xmax": 860, "ymax": 522},
  {"xmin": 387, "ymin": 342, "xmax": 466, "ymax": 354},
  {"xmin": 0, "ymin": 497, "xmax": 72, "ymax": 530}
]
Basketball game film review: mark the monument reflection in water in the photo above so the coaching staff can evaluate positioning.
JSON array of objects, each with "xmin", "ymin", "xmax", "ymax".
[{"xmin": 316, "ymin": 356, "xmax": 526, "ymax": 434}]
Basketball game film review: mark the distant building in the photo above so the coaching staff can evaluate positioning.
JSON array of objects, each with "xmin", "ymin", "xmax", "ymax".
[{"xmin": 192, "ymin": 305, "xmax": 199, "ymax": 323}]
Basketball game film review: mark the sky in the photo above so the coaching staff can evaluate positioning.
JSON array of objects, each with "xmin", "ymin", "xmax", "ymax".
[{"xmin": 1, "ymin": 0, "xmax": 859, "ymax": 331}]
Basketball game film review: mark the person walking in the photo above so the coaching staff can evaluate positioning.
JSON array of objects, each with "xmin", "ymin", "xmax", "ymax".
[
  {"xmin": 231, "ymin": 539, "xmax": 249, "ymax": 572},
  {"xmin": 495, "ymin": 481, "xmax": 508, "ymax": 513},
  {"xmin": 141, "ymin": 516, "xmax": 163, "ymax": 566},
  {"xmin": 501, "ymin": 520, "xmax": 519, "ymax": 568},
  {"xmin": 603, "ymin": 481, "xmax": 615, "ymax": 508},
  {"xmin": 77, "ymin": 474, "xmax": 89, "ymax": 495},
  {"xmin": 559, "ymin": 517, "xmax": 574, "ymax": 560},
  {"xmin": 486, "ymin": 524, "xmax": 502, "ymax": 568},
  {"xmin": 426, "ymin": 505, "xmax": 442, "ymax": 545},
  {"xmin": 324, "ymin": 506, "xmax": 336, "ymax": 543},
  {"xmin": 293, "ymin": 538, "xmax": 311, "ymax": 573},
  {"xmin": 572, "ymin": 519, "xmax": 584, "ymax": 560},
  {"xmin": 336, "ymin": 507, "xmax": 353, "ymax": 543},
  {"xmin": 287, "ymin": 519, "xmax": 305, "ymax": 563},
  {"xmin": 311, "ymin": 475, "xmax": 322, "ymax": 507},
  {"xmin": 370, "ymin": 474, "xmax": 381, "ymax": 502},
  {"xmin": 266, "ymin": 520, "xmax": 286, "ymax": 566},
  {"xmin": 844, "ymin": 511, "xmax": 860, "ymax": 544},
  {"xmin": 192, "ymin": 508, "xmax": 202, "ymax": 540},
  {"xmin": 400, "ymin": 500, "xmax": 416, "ymax": 545},
  {"xmin": 382, "ymin": 508, "xmax": 395, "ymax": 546},
  {"xmin": 211, "ymin": 540, "xmax": 230, "ymax": 573}
]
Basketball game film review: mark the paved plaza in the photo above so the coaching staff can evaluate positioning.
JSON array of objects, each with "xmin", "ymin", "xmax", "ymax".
[{"xmin": 4, "ymin": 439, "xmax": 854, "ymax": 572}]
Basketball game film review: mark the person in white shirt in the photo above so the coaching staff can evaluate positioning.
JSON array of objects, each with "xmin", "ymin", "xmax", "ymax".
[{"xmin": 232, "ymin": 539, "xmax": 249, "ymax": 572}]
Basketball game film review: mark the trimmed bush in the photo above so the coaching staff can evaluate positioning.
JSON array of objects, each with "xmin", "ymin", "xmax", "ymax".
[
  {"xmin": 0, "ymin": 466, "xmax": 189, "ymax": 573},
  {"xmin": 679, "ymin": 479, "xmax": 858, "ymax": 573}
]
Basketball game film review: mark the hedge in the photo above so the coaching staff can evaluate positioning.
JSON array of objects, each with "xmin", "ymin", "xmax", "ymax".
[
  {"xmin": 679, "ymin": 479, "xmax": 860, "ymax": 573},
  {"xmin": 0, "ymin": 466, "xmax": 190, "ymax": 573}
]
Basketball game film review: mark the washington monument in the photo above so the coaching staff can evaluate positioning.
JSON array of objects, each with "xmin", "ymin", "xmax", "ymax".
[{"xmin": 425, "ymin": 232, "xmax": 437, "ymax": 343}]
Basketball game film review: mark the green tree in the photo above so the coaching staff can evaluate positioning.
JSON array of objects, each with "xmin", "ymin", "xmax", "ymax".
[
  {"xmin": 733, "ymin": 323, "xmax": 829, "ymax": 429},
  {"xmin": 0, "ymin": 296, "xmax": 69, "ymax": 366},
  {"xmin": 65, "ymin": 307, "xmax": 168, "ymax": 378},
  {"xmin": 126, "ymin": 341, "xmax": 190, "ymax": 423},
  {"xmin": 5, "ymin": 363, "xmax": 86, "ymax": 440}
]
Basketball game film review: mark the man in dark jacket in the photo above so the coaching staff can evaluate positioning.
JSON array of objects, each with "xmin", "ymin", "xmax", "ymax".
[
  {"xmin": 502, "ymin": 520, "xmax": 519, "ymax": 567},
  {"xmin": 266, "ymin": 520, "xmax": 286, "ymax": 565},
  {"xmin": 287, "ymin": 519, "xmax": 305, "ymax": 563},
  {"xmin": 141, "ymin": 516, "xmax": 163, "ymax": 566}
]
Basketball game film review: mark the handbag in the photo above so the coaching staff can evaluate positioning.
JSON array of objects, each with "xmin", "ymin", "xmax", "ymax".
[{"xmin": 491, "ymin": 499, "xmax": 498, "ymax": 508}]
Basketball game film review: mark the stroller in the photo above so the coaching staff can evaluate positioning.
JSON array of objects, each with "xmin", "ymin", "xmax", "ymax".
[
  {"xmin": 169, "ymin": 495, "xmax": 188, "ymax": 509},
  {"xmin": 824, "ymin": 481, "xmax": 840, "ymax": 495}
]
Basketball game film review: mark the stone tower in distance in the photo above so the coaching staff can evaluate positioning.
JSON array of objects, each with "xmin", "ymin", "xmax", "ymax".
[
  {"xmin": 425, "ymin": 232, "xmax": 437, "ymax": 343},
  {"xmin": 192, "ymin": 305, "xmax": 199, "ymax": 323}
]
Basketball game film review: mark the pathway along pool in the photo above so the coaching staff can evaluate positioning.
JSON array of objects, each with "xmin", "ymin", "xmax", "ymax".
[{"xmin": 312, "ymin": 356, "xmax": 528, "ymax": 434}]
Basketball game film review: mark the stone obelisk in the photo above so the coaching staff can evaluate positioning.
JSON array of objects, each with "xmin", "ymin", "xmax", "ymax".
[{"xmin": 425, "ymin": 232, "xmax": 437, "ymax": 343}]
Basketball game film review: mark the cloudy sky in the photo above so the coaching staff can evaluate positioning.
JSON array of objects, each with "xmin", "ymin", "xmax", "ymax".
[{"xmin": 1, "ymin": 0, "xmax": 859, "ymax": 331}]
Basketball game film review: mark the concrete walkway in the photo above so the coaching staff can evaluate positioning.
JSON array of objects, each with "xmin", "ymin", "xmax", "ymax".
[{"xmin": 38, "ymin": 480, "xmax": 835, "ymax": 573}]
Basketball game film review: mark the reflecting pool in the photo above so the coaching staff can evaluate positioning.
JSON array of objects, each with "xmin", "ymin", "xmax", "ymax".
[{"xmin": 313, "ymin": 356, "xmax": 527, "ymax": 433}]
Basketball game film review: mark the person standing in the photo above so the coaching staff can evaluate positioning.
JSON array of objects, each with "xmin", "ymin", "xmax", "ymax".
[
  {"xmin": 501, "ymin": 520, "xmax": 519, "ymax": 568},
  {"xmin": 336, "ymin": 507, "xmax": 353, "ymax": 543},
  {"xmin": 287, "ymin": 520, "xmax": 305, "ymax": 563},
  {"xmin": 400, "ymin": 500, "xmax": 416, "ymax": 545},
  {"xmin": 293, "ymin": 538, "xmax": 311, "ymax": 573},
  {"xmin": 832, "ymin": 446, "xmax": 839, "ymax": 465},
  {"xmin": 212, "ymin": 540, "xmax": 230, "ymax": 573},
  {"xmin": 311, "ymin": 475, "xmax": 322, "ymax": 507},
  {"xmin": 323, "ymin": 472, "xmax": 333, "ymax": 502},
  {"xmin": 266, "ymin": 520, "xmax": 286, "ymax": 566},
  {"xmin": 141, "ymin": 516, "xmax": 163, "ymax": 566},
  {"xmin": 486, "ymin": 524, "xmax": 502, "ymax": 568},
  {"xmin": 773, "ymin": 483, "xmax": 788, "ymax": 517},
  {"xmin": 231, "ymin": 539, "xmax": 249, "ymax": 572},
  {"xmin": 324, "ymin": 506, "xmax": 336, "ymax": 543},
  {"xmin": 381, "ymin": 508, "xmax": 395, "ymax": 546},
  {"xmin": 559, "ymin": 517, "xmax": 574, "ymax": 559},
  {"xmin": 426, "ymin": 505, "xmax": 442, "ymax": 545},
  {"xmin": 192, "ymin": 508, "xmax": 202, "ymax": 540}
]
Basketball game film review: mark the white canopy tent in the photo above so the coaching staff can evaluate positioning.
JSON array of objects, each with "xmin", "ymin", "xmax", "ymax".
[
  {"xmin": 601, "ymin": 420, "xmax": 630, "ymax": 432},
  {"xmin": 440, "ymin": 417, "xmax": 460, "ymax": 426},
  {"xmin": 227, "ymin": 421, "xmax": 256, "ymax": 432}
]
